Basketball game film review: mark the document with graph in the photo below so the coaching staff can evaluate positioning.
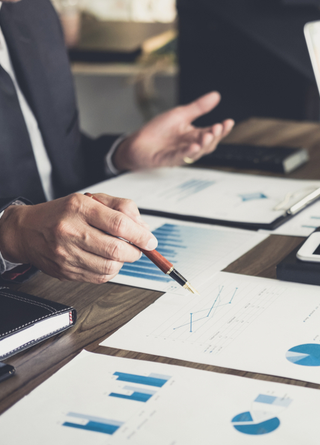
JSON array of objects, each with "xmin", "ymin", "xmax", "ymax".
[
  {"xmin": 110, "ymin": 215, "xmax": 268, "ymax": 293},
  {"xmin": 2, "ymin": 350, "xmax": 320, "ymax": 444},
  {"xmin": 260, "ymin": 200, "xmax": 320, "ymax": 237},
  {"xmin": 83, "ymin": 167, "xmax": 320, "ymax": 229},
  {"xmin": 103, "ymin": 272, "xmax": 320, "ymax": 384}
]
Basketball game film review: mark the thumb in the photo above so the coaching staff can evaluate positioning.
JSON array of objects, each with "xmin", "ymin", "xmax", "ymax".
[{"xmin": 181, "ymin": 91, "xmax": 221, "ymax": 123}]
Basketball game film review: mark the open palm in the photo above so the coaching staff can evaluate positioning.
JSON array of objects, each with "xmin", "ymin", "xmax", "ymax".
[{"xmin": 113, "ymin": 91, "xmax": 234, "ymax": 171}]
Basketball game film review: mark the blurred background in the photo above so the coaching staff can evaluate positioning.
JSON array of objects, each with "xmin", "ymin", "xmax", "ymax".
[
  {"xmin": 51, "ymin": 0, "xmax": 178, "ymax": 137},
  {"xmin": 51, "ymin": 0, "xmax": 320, "ymax": 137}
]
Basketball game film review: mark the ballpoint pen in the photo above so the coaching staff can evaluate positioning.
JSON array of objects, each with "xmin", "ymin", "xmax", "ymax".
[{"xmin": 85, "ymin": 193, "xmax": 199, "ymax": 295}]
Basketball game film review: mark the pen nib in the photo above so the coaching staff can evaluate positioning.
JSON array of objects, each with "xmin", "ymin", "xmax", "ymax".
[{"xmin": 183, "ymin": 281, "xmax": 199, "ymax": 296}]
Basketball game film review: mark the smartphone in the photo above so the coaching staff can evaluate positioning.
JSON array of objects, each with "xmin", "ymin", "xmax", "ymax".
[{"xmin": 296, "ymin": 232, "xmax": 320, "ymax": 262}]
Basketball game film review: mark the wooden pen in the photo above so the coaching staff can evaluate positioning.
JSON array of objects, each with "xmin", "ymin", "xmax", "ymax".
[{"xmin": 85, "ymin": 193, "xmax": 199, "ymax": 295}]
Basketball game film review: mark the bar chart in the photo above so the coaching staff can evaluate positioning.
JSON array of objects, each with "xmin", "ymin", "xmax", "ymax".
[
  {"xmin": 115, "ymin": 219, "xmax": 267, "ymax": 293},
  {"xmin": 109, "ymin": 371, "xmax": 170, "ymax": 403},
  {"xmin": 63, "ymin": 412, "xmax": 123, "ymax": 435}
]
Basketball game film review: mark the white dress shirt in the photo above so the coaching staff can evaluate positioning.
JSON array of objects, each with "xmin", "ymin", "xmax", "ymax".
[{"xmin": 0, "ymin": 4, "xmax": 54, "ymax": 202}]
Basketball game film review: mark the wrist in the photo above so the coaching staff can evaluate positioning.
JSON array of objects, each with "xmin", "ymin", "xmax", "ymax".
[
  {"xmin": 0, "ymin": 205, "xmax": 29, "ymax": 264},
  {"xmin": 112, "ymin": 133, "xmax": 138, "ymax": 172}
]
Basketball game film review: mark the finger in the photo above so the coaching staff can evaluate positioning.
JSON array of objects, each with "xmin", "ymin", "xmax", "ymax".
[
  {"xmin": 221, "ymin": 119, "xmax": 235, "ymax": 136},
  {"xmin": 180, "ymin": 91, "xmax": 221, "ymax": 124},
  {"xmin": 89, "ymin": 193, "xmax": 150, "ymax": 229},
  {"xmin": 87, "ymin": 200, "xmax": 158, "ymax": 251},
  {"xmin": 39, "ymin": 238, "xmax": 126, "ymax": 283},
  {"xmin": 59, "ymin": 264, "xmax": 123, "ymax": 284},
  {"xmin": 181, "ymin": 119, "xmax": 235, "ymax": 160}
]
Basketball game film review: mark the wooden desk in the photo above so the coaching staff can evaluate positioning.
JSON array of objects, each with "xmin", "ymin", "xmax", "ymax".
[{"xmin": 1, "ymin": 117, "xmax": 320, "ymax": 415}]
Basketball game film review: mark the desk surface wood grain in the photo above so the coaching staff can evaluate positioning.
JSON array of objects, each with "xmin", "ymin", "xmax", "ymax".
[{"xmin": 1, "ymin": 117, "xmax": 320, "ymax": 414}]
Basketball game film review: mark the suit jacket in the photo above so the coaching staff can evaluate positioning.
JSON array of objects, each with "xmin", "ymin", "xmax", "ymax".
[{"xmin": 0, "ymin": 0, "xmax": 120, "ymax": 204}]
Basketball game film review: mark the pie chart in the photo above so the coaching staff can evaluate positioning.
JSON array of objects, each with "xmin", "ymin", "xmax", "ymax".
[
  {"xmin": 231, "ymin": 411, "xmax": 280, "ymax": 435},
  {"xmin": 286, "ymin": 343, "xmax": 320, "ymax": 367}
]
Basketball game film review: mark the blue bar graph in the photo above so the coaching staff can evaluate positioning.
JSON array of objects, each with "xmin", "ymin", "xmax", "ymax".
[
  {"xmin": 254, "ymin": 394, "xmax": 292, "ymax": 407},
  {"xmin": 118, "ymin": 223, "xmax": 207, "ymax": 283},
  {"xmin": 159, "ymin": 179, "xmax": 215, "ymax": 201},
  {"xmin": 110, "ymin": 384, "xmax": 156, "ymax": 402},
  {"xmin": 63, "ymin": 412, "xmax": 123, "ymax": 435},
  {"xmin": 113, "ymin": 371, "xmax": 169, "ymax": 387}
]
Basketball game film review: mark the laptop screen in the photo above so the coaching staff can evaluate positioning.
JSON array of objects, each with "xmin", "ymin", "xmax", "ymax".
[{"xmin": 304, "ymin": 21, "xmax": 320, "ymax": 94}]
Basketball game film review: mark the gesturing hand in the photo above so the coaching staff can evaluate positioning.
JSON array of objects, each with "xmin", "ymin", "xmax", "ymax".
[
  {"xmin": 0, "ymin": 193, "xmax": 158, "ymax": 284},
  {"xmin": 113, "ymin": 91, "xmax": 234, "ymax": 171}
]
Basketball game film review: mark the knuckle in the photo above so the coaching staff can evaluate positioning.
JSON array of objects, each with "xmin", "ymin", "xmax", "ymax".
[
  {"xmin": 108, "ymin": 239, "xmax": 124, "ymax": 261},
  {"xmin": 95, "ymin": 274, "xmax": 110, "ymax": 284},
  {"xmin": 121, "ymin": 198, "xmax": 137, "ymax": 212},
  {"xmin": 63, "ymin": 193, "xmax": 83, "ymax": 213},
  {"xmin": 110, "ymin": 213, "xmax": 128, "ymax": 236},
  {"xmin": 103, "ymin": 260, "xmax": 122, "ymax": 276}
]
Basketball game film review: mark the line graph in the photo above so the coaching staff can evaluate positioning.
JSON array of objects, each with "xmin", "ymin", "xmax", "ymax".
[
  {"xmin": 173, "ymin": 286, "xmax": 238, "ymax": 332},
  {"xmin": 141, "ymin": 275, "xmax": 284, "ymax": 355}
]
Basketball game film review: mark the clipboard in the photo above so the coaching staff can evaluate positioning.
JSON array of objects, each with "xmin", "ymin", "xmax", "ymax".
[
  {"xmin": 140, "ymin": 186, "xmax": 320, "ymax": 231},
  {"xmin": 82, "ymin": 168, "xmax": 320, "ymax": 231}
]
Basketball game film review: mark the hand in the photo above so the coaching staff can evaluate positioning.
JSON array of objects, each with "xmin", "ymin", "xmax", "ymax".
[
  {"xmin": 113, "ymin": 91, "xmax": 234, "ymax": 171},
  {"xmin": 0, "ymin": 193, "xmax": 158, "ymax": 284}
]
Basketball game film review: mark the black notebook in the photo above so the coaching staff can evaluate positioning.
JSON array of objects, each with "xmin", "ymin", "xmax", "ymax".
[
  {"xmin": 0, "ymin": 288, "xmax": 76, "ymax": 359},
  {"xmin": 194, "ymin": 143, "xmax": 309, "ymax": 174}
]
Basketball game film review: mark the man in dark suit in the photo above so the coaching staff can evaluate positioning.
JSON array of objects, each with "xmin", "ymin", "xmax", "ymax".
[{"xmin": 0, "ymin": 0, "xmax": 234, "ymax": 284}]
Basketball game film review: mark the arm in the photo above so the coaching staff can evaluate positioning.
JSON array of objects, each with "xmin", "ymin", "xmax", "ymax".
[{"xmin": 0, "ymin": 193, "xmax": 157, "ymax": 284}]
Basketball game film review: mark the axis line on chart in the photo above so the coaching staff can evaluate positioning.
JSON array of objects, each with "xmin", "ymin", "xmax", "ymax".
[{"xmin": 173, "ymin": 286, "xmax": 239, "ymax": 333}]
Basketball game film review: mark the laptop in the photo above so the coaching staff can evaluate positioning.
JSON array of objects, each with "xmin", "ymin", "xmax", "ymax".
[{"xmin": 304, "ymin": 20, "xmax": 320, "ymax": 93}]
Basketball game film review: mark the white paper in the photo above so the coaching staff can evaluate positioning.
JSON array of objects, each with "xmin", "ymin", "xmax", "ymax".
[
  {"xmin": 81, "ymin": 167, "xmax": 320, "ymax": 225},
  {"xmin": 2, "ymin": 350, "xmax": 320, "ymax": 444},
  {"xmin": 111, "ymin": 215, "xmax": 268, "ymax": 293},
  {"xmin": 260, "ymin": 200, "xmax": 320, "ymax": 237},
  {"xmin": 102, "ymin": 271, "xmax": 320, "ymax": 384}
]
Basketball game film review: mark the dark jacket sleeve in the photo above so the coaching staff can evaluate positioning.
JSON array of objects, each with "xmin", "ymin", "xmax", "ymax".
[{"xmin": 81, "ymin": 133, "xmax": 122, "ymax": 187}]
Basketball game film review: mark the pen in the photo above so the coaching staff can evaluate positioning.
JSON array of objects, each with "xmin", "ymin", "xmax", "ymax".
[
  {"xmin": 287, "ymin": 187, "xmax": 320, "ymax": 216},
  {"xmin": 85, "ymin": 193, "xmax": 199, "ymax": 295}
]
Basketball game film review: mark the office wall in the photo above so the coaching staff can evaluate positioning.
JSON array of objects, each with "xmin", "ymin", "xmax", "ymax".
[{"xmin": 73, "ymin": 71, "xmax": 177, "ymax": 137}]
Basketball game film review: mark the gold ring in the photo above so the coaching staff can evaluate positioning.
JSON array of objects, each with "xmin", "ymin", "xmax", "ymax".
[{"xmin": 183, "ymin": 156, "xmax": 195, "ymax": 164}]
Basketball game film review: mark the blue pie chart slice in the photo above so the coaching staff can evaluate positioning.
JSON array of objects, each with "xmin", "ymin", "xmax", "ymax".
[
  {"xmin": 231, "ymin": 412, "xmax": 280, "ymax": 435},
  {"xmin": 286, "ymin": 344, "xmax": 320, "ymax": 367}
]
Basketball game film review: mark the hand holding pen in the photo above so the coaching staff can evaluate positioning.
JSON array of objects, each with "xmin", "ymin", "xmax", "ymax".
[{"xmin": 85, "ymin": 193, "xmax": 199, "ymax": 294}]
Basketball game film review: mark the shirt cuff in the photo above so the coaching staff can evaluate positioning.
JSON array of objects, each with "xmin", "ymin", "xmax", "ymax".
[
  {"xmin": 0, "ymin": 200, "xmax": 25, "ymax": 274},
  {"xmin": 104, "ymin": 134, "xmax": 127, "ymax": 177}
]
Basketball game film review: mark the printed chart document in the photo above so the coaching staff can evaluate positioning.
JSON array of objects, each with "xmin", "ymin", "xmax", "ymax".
[
  {"xmin": 103, "ymin": 272, "xmax": 320, "ymax": 384},
  {"xmin": 82, "ymin": 167, "xmax": 320, "ymax": 228},
  {"xmin": 2, "ymin": 350, "xmax": 320, "ymax": 444},
  {"xmin": 261, "ymin": 200, "xmax": 320, "ymax": 237},
  {"xmin": 111, "ymin": 215, "xmax": 268, "ymax": 293}
]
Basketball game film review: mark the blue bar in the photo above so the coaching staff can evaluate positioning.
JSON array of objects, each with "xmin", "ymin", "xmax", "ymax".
[
  {"xmin": 255, "ymin": 394, "xmax": 292, "ymax": 407},
  {"xmin": 121, "ymin": 265, "xmax": 168, "ymax": 277},
  {"xmin": 114, "ymin": 372, "xmax": 168, "ymax": 387},
  {"xmin": 149, "ymin": 373, "xmax": 172, "ymax": 380},
  {"xmin": 119, "ymin": 270, "xmax": 171, "ymax": 282},
  {"xmin": 109, "ymin": 391, "xmax": 152, "ymax": 402},
  {"xmin": 157, "ymin": 242, "xmax": 186, "ymax": 249},
  {"xmin": 63, "ymin": 421, "xmax": 120, "ymax": 435},
  {"xmin": 122, "ymin": 263, "xmax": 163, "ymax": 273},
  {"xmin": 66, "ymin": 412, "xmax": 122, "ymax": 426},
  {"xmin": 255, "ymin": 394, "xmax": 277, "ymax": 404}
]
